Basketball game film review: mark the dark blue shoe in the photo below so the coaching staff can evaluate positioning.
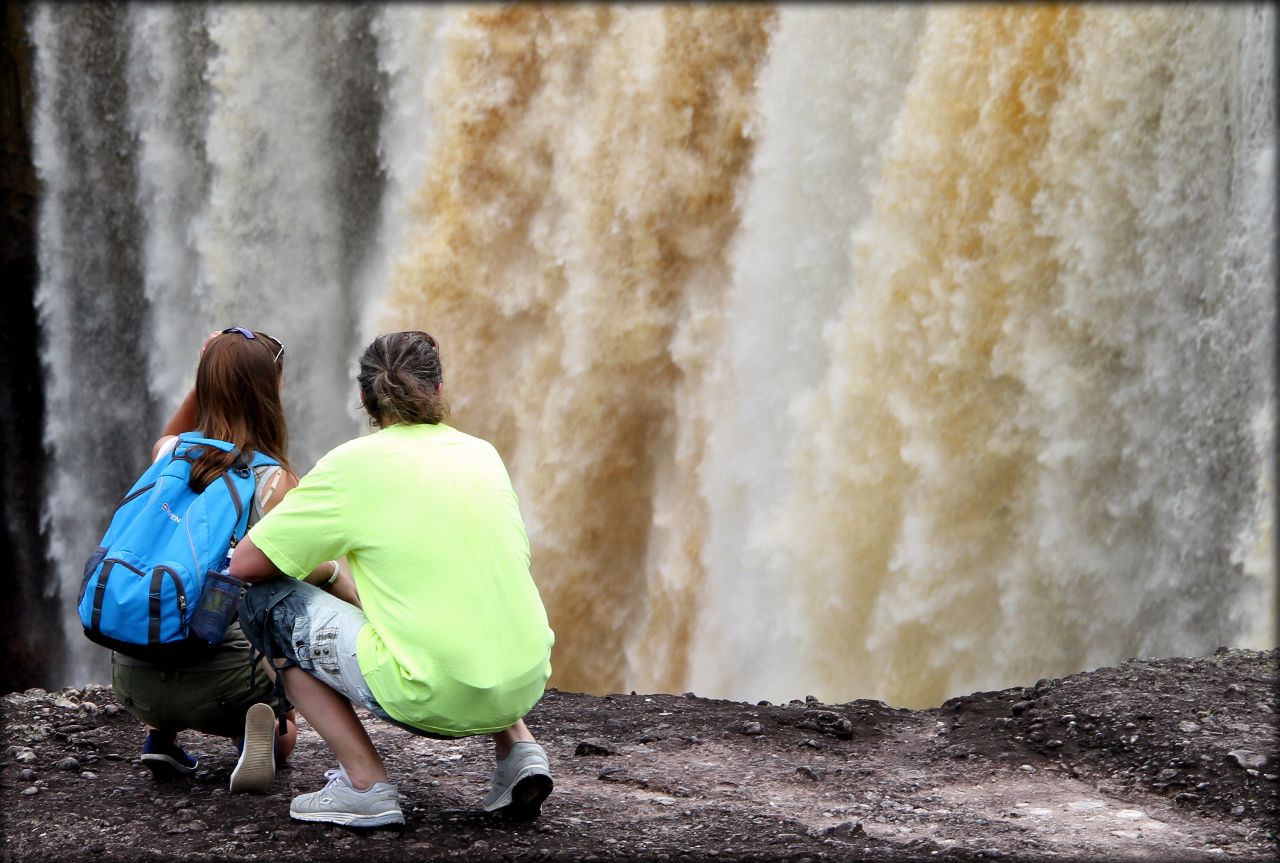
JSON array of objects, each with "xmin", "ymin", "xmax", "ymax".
[{"xmin": 140, "ymin": 732, "xmax": 198, "ymax": 778}]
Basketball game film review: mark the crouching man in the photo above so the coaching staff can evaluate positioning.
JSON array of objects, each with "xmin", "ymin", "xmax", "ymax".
[{"xmin": 231, "ymin": 330, "xmax": 555, "ymax": 828}]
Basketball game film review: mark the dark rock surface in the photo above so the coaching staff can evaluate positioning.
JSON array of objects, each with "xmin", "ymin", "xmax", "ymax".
[{"xmin": 2, "ymin": 648, "xmax": 1275, "ymax": 862}]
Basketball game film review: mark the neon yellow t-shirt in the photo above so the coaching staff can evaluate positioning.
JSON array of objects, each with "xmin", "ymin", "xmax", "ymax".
[{"xmin": 247, "ymin": 423, "xmax": 554, "ymax": 736}]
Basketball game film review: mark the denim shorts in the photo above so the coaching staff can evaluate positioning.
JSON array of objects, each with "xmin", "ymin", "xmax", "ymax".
[
  {"xmin": 239, "ymin": 577, "xmax": 463, "ymax": 739},
  {"xmin": 237, "ymin": 577, "xmax": 387, "ymax": 720}
]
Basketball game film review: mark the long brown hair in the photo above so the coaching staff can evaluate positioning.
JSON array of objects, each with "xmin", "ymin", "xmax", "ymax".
[{"xmin": 189, "ymin": 330, "xmax": 291, "ymax": 492}]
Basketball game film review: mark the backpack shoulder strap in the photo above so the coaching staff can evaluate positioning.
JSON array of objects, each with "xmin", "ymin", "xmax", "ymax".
[
  {"xmin": 176, "ymin": 433, "xmax": 237, "ymax": 453},
  {"xmin": 247, "ymin": 451, "xmax": 280, "ymax": 469}
]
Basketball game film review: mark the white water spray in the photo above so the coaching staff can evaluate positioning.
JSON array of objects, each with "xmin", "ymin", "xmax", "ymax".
[
  {"xmin": 355, "ymin": 5, "xmax": 450, "ymax": 348},
  {"xmin": 690, "ymin": 5, "xmax": 928, "ymax": 702},
  {"xmin": 194, "ymin": 5, "xmax": 372, "ymax": 460},
  {"xmin": 749, "ymin": 6, "xmax": 1276, "ymax": 707},
  {"xmin": 125, "ymin": 4, "xmax": 213, "ymax": 415}
]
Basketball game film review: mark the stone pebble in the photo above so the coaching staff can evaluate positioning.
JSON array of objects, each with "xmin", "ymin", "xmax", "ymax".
[{"xmin": 574, "ymin": 739, "xmax": 619, "ymax": 756}]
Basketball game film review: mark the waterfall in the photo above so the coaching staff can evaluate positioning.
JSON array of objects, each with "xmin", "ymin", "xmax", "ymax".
[
  {"xmin": 758, "ymin": 5, "xmax": 1277, "ymax": 708},
  {"xmin": 30, "ymin": 3, "xmax": 430, "ymax": 685},
  {"xmin": 28, "ymin": 4, "xmax": 1274, "ymax": 705},
  {"xmin": 690, "ymin": 4, "xmax": 928, "ymax": 703},
  {"xmin": 381, "ymin": 5, "xmax": 778, "ymax": 694},
  {"xmin": 345, "ymin": 2, "xmax": 449, "ymax": 372},
  {"xmin": 32, "ymin": 4, "xmax": 157, "ymax": 686},
  {"xmin": 194, "ymin": 4, "xmax": 381, "ymax": 455},
  {"xmin": 125, "ymin": 5, "xmax": 212, "ymax": 412}
]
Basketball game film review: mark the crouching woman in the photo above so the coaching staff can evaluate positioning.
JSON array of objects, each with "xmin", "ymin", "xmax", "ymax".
[{"xmin": 230, "ymin": 330, "xmax": 555, "ymax": 828}]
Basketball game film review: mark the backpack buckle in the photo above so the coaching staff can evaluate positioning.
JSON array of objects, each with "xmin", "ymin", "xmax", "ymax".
[{"xmin": 231, "ymin": 448, "xmax": 252, "ymax": 478}]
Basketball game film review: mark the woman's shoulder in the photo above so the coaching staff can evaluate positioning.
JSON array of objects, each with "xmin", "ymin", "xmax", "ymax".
[
  {"xmin": 150, "ymin": 434, "xmax": 180, "ymax": 462},
  {"xmin": 252, "ymin": 462, "xmax": 284, "ymax": 481}
]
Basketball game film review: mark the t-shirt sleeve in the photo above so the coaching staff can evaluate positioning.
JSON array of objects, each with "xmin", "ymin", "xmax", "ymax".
[{"xmin": 247, "ymin": 450, "xmax": 349, "ymax": 580}]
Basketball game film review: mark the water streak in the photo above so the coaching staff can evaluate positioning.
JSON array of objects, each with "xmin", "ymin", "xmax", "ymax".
[
  {"xmin": 195, "ymin": 5, "xmax": 380, "ymax": 454},
  {"xmin": 32, "ymin": 5, "xmax": 157, "ymax": 685},
  {"xmin": 383, "ymin": 5, "xmax": 777, "ymax": 694},
  {"xmin": 690, "ymin": 4, "xmax": 928, "ymax": 702}
]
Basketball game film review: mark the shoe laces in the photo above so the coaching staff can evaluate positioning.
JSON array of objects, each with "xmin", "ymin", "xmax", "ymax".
[
  {"xmin": 315, "ymin": 768, "xmax": 351, "ymax": 804},
  {"xmin": 322, "ymin": 767, "xmax": 350, "ymax": 788}
]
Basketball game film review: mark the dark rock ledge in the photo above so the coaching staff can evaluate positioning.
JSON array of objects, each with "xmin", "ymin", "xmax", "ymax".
[{"xmin": 2, "ymin": 648, "xmax": 1275, "ymax": 862}]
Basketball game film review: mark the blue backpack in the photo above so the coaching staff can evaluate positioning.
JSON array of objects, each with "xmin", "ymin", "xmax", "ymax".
[{"xmin": 77, "ymin": 434, "xmax": 279, "ymax": 664}]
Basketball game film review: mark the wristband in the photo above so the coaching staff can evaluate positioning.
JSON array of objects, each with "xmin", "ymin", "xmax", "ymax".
[{"xmin": 324, "ymin": 560, "xmax": 340, "ymax": 585}]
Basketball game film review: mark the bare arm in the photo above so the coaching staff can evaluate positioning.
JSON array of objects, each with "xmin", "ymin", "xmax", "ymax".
[
  {"xmin": 151, "ymin": 332, "xmax": 220, "ymax": 460},
  {"xmin": 151, "ymin": 388, "xmax": 198, "ymax": 461},
  {"xmin": 229, "ymin": 534, "xmax": 283, "ymax": 583},
  {"xmin": 231, "ymin": 535, "xmax": 362, "ymax": 608}
]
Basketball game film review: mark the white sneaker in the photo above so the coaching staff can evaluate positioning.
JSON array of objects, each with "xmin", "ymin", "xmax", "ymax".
[
  {"xmin": 289, "ymin": 768, "xmax": 405, "ymax": 828},
  {"xmin": 482, "ymin": 741, "xmax": 553, "ymax": 817},
  {"xmin": 229, "ymin": 702, "xmax": 276, "ymax": 794}
]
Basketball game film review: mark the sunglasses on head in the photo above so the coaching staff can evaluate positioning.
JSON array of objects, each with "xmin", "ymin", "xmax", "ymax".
[{"xmin": 221, "ymin": 326, "xmax": 285, "ymax": 364}]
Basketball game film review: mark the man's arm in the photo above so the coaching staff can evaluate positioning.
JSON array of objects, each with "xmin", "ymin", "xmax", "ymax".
[
  {"xmin": 230, "ymin": 535, "xmax": 283, "ymax": 583},
  {"xmin": 230, "ymin": 534, "xmax": 362, "ymax": 608}
]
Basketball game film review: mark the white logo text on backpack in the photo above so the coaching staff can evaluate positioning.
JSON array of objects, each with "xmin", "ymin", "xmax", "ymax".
[{"xmin": 161, "ymin": 502, "xmax": 182, "ymax": 524}]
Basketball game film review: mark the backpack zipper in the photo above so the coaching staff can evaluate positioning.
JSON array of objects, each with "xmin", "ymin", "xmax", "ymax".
[
  {"xmin": 116, "ymin": 481, "xmax": 156, "ymax": 509},
  {"xmin": 154, "ymin": 566, "xmax": 189, "ymax": 641}
]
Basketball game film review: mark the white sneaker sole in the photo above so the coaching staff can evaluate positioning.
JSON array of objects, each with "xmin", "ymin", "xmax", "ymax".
[
  {"xmin": 229, "ymin": 703, "xmax": 276, "ymax": 794},
  {"xmin": 140, "ymin": 752, "xmax": 198, "ymax": 777},
  {"xmin": 289, "ymin": 808, "xmax": 406, "ymax": 828}
]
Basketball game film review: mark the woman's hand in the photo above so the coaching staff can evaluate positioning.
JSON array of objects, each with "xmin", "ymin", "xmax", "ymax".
[{"xmin": 200, "ymin": 331, "xmax": 221, "ymax": 355}]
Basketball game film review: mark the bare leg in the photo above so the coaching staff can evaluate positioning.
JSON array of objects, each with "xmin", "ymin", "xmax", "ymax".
[
  {"xmin": 275, "ymin": 710, "xmax": 299, "ymax": 763},
  {"xmin": 491, "ymin": 718, "xmax": 536, "ymax": 759},
  {"xmin": 144, "ymin": 724, "xmax": 173, "ymax": 742},
  {"xmin": 280, "ymin": 667, "xmax": 387, "ymax": 790}
]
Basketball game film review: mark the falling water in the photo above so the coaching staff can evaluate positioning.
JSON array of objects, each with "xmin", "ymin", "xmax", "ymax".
[
  {"xmin": 382, "ymin": 4, "xmax": 778, "ymax": 694},
  {"xmin": 194, "ymin": 4, "xmax": 383, "ymax": 446},
  {"xmin": 31, "ymin": 3, "xmax": 417, "ymax": 684},
  {"xmin": 28, "ymin": 4, "xmax": 1274, "ymax": 704},
  {"xmin": 753, "ymin": 5, "xmax": 1277, "ymax": 707},
  {"xmin": 387, "ymin": 4, "xmax": 1274, "ymax": 706},
  {"xmin": 690, "ymin": 4, "xmax": 928, "ymax": 702},
  {"xmin": 32, "ymin": 4, "xmax": 157, "ymax": 686},
  {"xmin": 354, "ymin": 4, "xmax": 448, "ymax": 344}
]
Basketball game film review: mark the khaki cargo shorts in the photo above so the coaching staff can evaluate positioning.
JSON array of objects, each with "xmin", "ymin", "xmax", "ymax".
[{"xmin": 111, "ymin": 658, "xmax": 285, "ymax": 738}]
